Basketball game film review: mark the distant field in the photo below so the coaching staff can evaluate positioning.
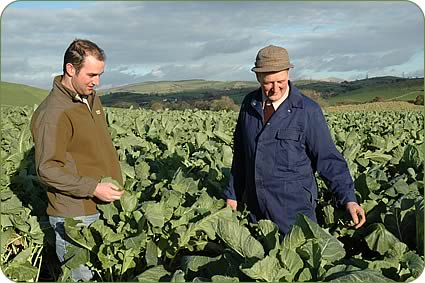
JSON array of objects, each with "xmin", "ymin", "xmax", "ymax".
[
  {"xmin": 1, "ymin": 77, "xmax": 423, "ymax": 109},
  {"xmin": 99, "ymin": 80, "xmax": 259, "ymax": 96},
  {"xmin": 324, "ymin": 101, "xmax": 423, "ymax": 112},
  {"xmin": 326, "ymin": 88, "xmax": 422, "ymax": 104},
  {"xmin": 323, "ymin": 77, "xmax": 423, "ymax": 105},
  {"xmin": 0, "ymin": 82, "xmax": 48, "ymax": 106}
]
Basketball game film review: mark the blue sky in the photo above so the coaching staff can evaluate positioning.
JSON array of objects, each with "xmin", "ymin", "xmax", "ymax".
[{"xmin": 1, "ymin": 0, "xmax": 424, "ymax": 89}]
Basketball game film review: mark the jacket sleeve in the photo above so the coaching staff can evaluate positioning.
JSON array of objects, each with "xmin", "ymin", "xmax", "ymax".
[
  {"xmin": 223, "ymin": 108, "xmax": 245, "ymax": 201},
  {"xmin": 305, "ymin": 107, "xmax": 357, "ymax": 207},
  {"xmin": 32, "ymin": 113, "xmax": 98, "ymax": 198}
]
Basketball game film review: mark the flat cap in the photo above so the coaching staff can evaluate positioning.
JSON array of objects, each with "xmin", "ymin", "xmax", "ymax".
[{"xmin": 251, "ymin": 45, "xmax": 294, "ymax": 73}]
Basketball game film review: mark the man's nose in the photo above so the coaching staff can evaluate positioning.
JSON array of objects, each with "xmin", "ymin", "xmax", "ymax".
[{"xmin": 93, "ymin": 76, "xmax": 100, "ymax": 86}]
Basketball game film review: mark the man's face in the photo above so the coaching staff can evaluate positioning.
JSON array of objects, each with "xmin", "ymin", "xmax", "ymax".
[
  {"xmin": 257, "ymin": 70, "xmax": 289, "ymax": 102},
  {"xmin": 68, "ymin": 55, "xmax": 104, "ymax": 96}
]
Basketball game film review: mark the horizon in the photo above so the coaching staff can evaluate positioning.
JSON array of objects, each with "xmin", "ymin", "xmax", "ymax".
[{"xmin": 2, "ymin": 74, "xmax": 424, "ymax": 92}]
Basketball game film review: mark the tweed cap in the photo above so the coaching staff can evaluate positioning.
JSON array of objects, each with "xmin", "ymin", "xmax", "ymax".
[{"xmin": 251, "ymin": 45, "xmax": 294, "ymax": 73}]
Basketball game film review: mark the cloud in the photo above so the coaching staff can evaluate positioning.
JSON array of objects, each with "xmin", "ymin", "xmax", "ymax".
[{"xmin": 1, "ymin": 1, "xmax": 423, "ymax": 89}]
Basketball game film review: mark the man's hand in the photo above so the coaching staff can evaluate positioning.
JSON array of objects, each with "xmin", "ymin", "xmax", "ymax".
[
  {"xmin": 345, "ymin": 201, "xmax": 366, "ymax": 229},
  {"xmin": 226, "ymin": 199, "xmax": 237, "ymax": 210},
  {"xmin": 93, "ymin": 182, "xmax": 124, "ymax": 202}
]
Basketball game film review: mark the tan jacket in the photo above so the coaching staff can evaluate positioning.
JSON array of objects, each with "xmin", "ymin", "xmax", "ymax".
[{"xmin": 31, "ymin": 75, "xmax": 123, "ymax": 217}]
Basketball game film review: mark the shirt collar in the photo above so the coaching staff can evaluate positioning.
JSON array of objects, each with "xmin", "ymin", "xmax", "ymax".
[{"xmin": 262, "ymin": 83, "xmax": 290, "ymax": 110}]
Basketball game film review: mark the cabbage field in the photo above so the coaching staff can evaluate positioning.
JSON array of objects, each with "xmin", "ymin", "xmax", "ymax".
[{"xmin": 1, "ymin": 105, "xmax": 424, "ymax": 282}]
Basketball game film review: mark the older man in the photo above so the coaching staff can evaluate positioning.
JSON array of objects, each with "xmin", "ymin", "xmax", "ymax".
[{"xmin": 224, "ymin": 45, "xmax": 365, "ymax": 234}]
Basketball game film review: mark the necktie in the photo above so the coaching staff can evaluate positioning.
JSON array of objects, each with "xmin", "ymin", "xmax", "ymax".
[{"xmin": 263, "ymin": 100, "xmax": 275, "ymax": 122}]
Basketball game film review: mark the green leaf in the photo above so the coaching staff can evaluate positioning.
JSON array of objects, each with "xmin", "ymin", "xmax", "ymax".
[
  {"xmin": 364, "ymin": 223, "xmax": 402, "ymax": 255},
  {"xmin": 27, "ymin": 216, "xmax": 44, "ymax": 244},
  {"xmin": 298, "ymin": 240, "xmax": 326, "ymax": 280},
  {"xmin": 363, "ymin": 151, "xmax": 392, "ymax": 163},
  {"xmin": 121, "ymin": 161, "xmax": 136, "ymax": 179},
  {"xmin": 4, "ymin": 261, "xmax": 38, "ymax": 282},
  {"xmin": 97, "ymin": 202, "xmax": 119, "ymax": 225},
  {"xmin": 401, "ymin": 251, "xmax": 424, "ymax": 278},
  {"xmin": 181, "ymin": 255, "xmax": 221, "ymax": 273},
  {"xmin": 90, "ymin": 219, "xmax": 124, "ymax": 243},
  {"xmin": 295, "ymin": 214, "xmax": 345, "ymax": 262},
  {"xmin": 241, "ymin": 255, "xmax": 288, "ymax": 282},
  {"xmin": 135, "ymin": 158, "xmax": 151, "ymax": 180},
  {"xmin": 142, "ymin": 201, "xmax": 165, "ymax": 228},
  {"xmin": 11, "ymin": 247, "xmax": 32, "ymax": 264},
  {"xmin": 278, "ymin": 247, "xmax": 304, "ymax": 281},
  {"xmin": 343, "ymin": 143, "xmax": 361, "ymax": 162},
  {"xmin": 281, "ymin": 225, "xmax": 306, "ymax": 250},
  {"xmin": 124, "ymin": 232, "xmax": 147, "ymax": 250},
  {"xmin": 416, "ymin": 198, "xmax": 424, "ymax": 255},
  {"xmin": 221, "ymin": 144, "xmax": 233, "ymax": 168},
  {"xmin": 120, "ymin": 191, "xmax": 139, "ymax": 213},
  {"xmin": 324, "ymin": 264, "xmax": 362, "ymax": 281},
  {"xmin": 97, "ymin": 244, "xmax": 118, "ymax": 269},
  {"xmin": 216, "ymin": 218, "xmax": 264, "ymax": 260},
  {"xmin": 145, "ymin": 240, "xmax": 158, "ymax": 267},
  {"xmin": 171, "ymin": 270, "xmax": 185, "ymax": 282},
  {"xmin": 64, "ymin": 219, "xmax": 96, "ymax": 250},
  {"xmin": 136, "ymin": 265, "xmax": 170, "ymax": 282},
  {"xmin": 297, "ymin": 267, "xmax": 312, "ymax": 282},
  {"xmin": 64, "ymin": 245, "xmax": 90, "ymax": 269},
  {"xmin": 195, "ymin": 132, "xmax": 208, "ymax": 147},
  {"xmin": 121, "ymin": 249, "xmax": 136, "ymax": 275},
  {"xmin": 257, "ymin": 220, "xmax": 280, "ymax": 255},
  {"xmin": 211, "ymin": 275, "xmax": 239, "ymax": 282},
  {"xmin": 328, "ymin": 269, "xmax": 395, "ymax": 282},
  {"xmin": 402, "ymin": 144, "xmax": 423, "ymax": 171},
  {"xmin": 213, "ymin": 130, "xmax": 232, "ymax": 145},
  {"xmin": 170, "ymin": 168, "xmax": 199, "ymax": 195}
]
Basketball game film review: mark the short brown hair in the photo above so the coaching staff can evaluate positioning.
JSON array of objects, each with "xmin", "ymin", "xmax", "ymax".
[{"xmin": 63, "ymin": 39, "xmax": 105, "ymax": 74}]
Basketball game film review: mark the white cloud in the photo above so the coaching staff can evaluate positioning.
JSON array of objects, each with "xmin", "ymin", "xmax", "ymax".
[{"xmin": 1, "ymin": 1, "xmax": 423, "ymax": 89}]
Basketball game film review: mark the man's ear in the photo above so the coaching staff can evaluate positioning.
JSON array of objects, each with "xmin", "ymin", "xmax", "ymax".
[{"xmin": 65, "ymin": 63, "xmax": 76, "ymax": 77}]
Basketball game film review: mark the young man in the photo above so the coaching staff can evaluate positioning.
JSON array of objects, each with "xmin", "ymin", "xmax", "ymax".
[
  {"xmin": 31, "ymin": 39, "xmax": 124, "ymax": 281},
  {"xmin": 224, "ymin": 45, "xmax": 366, "ymax": 235}
]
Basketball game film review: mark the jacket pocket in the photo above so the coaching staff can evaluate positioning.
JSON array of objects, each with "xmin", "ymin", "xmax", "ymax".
[{"xmin": 274, "ymin": 128, "xmax": 306, "ymax": 172}]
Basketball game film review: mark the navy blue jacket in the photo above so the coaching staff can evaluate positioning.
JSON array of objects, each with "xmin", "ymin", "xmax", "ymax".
[{"xmin": 223, "ymin": 81, "xmax": 357, "ymax": 234}]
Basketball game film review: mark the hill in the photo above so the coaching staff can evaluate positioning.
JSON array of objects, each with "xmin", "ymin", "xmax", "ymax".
[
  {"xmin": 99, "ymin": 79, "xmax": 259, "ymax": 107},
  {"xmin": 99, "ymin": 79, "xmax": 259, "ymax": 96},
  {"xmin": 1, "ymin": 76, "xmax": 422, "ymax": 108},
  {"xmin": 0, "ymin": 81, "xmax": 48, "ymax": 106},
  {"xmin": 100, "ymin": 76, "xmax": 423, "ymax": 108},
  {"xmin": 297, "ymin": 76, "xmax": 423, "ymax": 105}
]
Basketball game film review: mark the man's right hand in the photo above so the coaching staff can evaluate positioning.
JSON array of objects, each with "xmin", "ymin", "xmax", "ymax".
[
  {"xmin": 226, "ymin": 199, "xmax": 237, "ymax": 210},
  {"xmin": 93, "ymin": 182, "xmax": 124, "ymax": 202}
]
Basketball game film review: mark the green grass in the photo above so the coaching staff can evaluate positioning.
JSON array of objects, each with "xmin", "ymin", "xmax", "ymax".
[
  {"xmin": 327, "ymin": 86, "xmax": 423, "ymax": 104},
  {"xmin": 322, "ymin": 77, "xmax": 423, "ymax": 105},
  {"xmin": 324, "ymin": 101, "xmax": 423, "ymax": 112},
  {"xmin": 0, "ymin": 81, "xmax": 48, "ymax": 106}
]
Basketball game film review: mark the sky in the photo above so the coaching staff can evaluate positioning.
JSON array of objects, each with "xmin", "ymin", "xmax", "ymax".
[{"xmin": 1, "ymin": 0, "xmax": 424, "ymax": 90}]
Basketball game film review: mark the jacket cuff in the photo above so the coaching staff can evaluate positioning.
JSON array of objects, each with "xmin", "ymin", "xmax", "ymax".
[{"xmin": 222, "ymin": 188, "xmax": 236, "ymax": 200}]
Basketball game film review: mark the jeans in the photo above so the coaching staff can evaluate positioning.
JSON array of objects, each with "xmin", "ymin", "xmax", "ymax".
[{"xmin": 49, "ymin": 213, "xmax": 99, "ymax": 282}]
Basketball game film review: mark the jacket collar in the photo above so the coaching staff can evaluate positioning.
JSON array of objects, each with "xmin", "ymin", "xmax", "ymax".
[{"xmin": 53, "ymin": 75, "xmax": 96, "ymax": 103}]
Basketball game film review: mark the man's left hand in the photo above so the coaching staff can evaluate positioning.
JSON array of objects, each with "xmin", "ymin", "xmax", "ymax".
[{"xmin": 345, "ymin": 202, "xmax": 366, "ymax": 229}]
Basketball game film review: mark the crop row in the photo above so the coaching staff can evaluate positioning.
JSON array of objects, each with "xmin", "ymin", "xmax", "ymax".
[{"xmin": 0, "ymin": 105, "xmax": 423, "ymax": 281}]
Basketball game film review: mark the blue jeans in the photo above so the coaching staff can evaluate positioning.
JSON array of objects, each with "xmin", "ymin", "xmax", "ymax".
[{"xmin": 49, "ymin": 213, "xmax": 99, "ymax": 282}]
